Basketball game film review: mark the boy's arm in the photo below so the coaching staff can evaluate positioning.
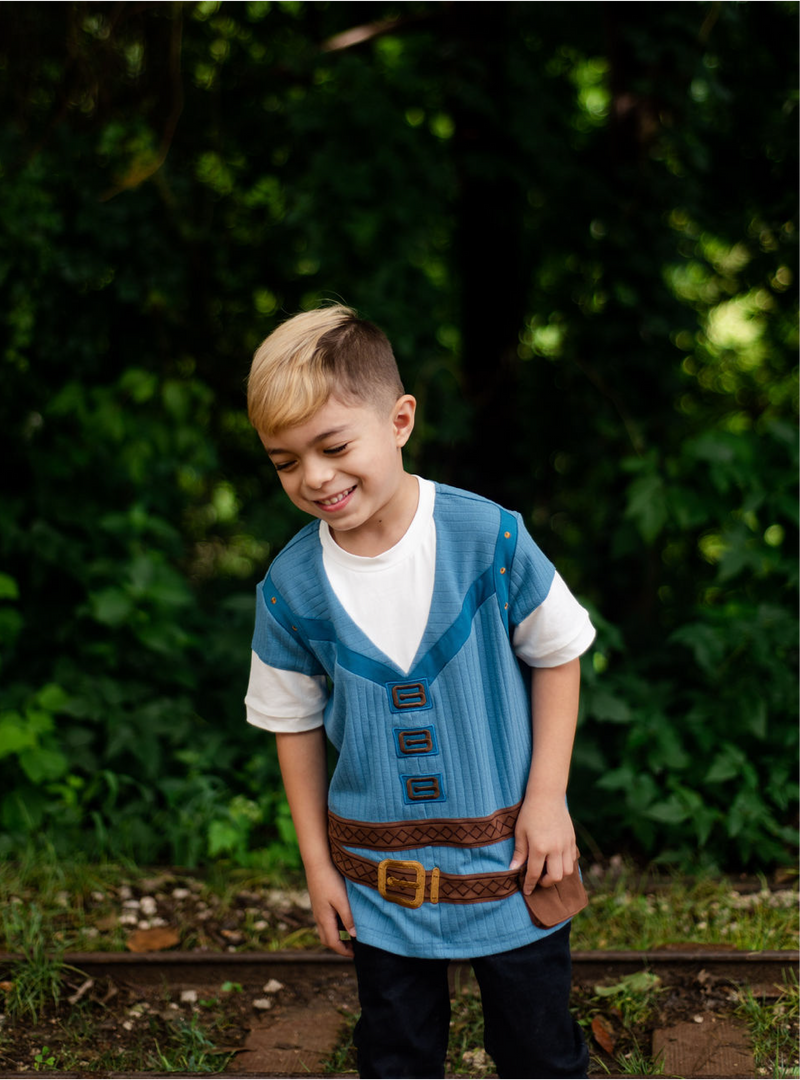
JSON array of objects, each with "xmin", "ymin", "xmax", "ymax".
[
  {"xmin": 275, "ymin": 729, "xmax": 356, "ymax": 957},
  {"xmin": 509, "ymin": 657, "xmax": 581, "ymax": 893}
]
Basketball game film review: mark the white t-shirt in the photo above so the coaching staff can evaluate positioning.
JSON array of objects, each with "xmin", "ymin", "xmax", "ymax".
[{"xmin": 245, "ymin": 477, "xmax": 595, "ymax": 732}]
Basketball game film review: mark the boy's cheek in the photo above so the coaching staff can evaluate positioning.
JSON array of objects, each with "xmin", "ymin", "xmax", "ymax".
[{"xmin": 277, "ymin": 475, "xmax": 298, "ymax": 499}]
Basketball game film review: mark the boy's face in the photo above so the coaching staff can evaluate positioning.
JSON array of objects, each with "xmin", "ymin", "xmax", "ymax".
[{"xmin": 260, "ymin": 394, "xmax": 417, "ymax": 552}]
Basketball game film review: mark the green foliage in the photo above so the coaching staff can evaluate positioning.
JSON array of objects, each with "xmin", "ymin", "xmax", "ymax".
[
  {"xmin": 736, "ymin": 973, "xmax": 799, "ymax": 1077},
  {"xmin": 577, "ymin": 408, "xmax": 797, "ymax": 867},
  {"xmin": 445, "ymin": 987, "xmax": 489, "ymax": 1078},
  {"xmin": 592, "ymin": 971, "xmax": 663, "ymax": 1029},
  {"xmin": 571, "ymin": 870, "xmax": 798, "ymax": 952},
  {"xmin": 2, "ymin": 904, "xmax": 74, "ymax": 1023},
  {"xmin": 0, "ymin": 1, "xmax": 796, "ymax": 870},
  {"xmin": 150, "ymin": 1013, "xmax": 230, "ymax": 1075},
  {"xmin": 33, "ymin": 1046, "xmax": 57, "ymax": 1072}
]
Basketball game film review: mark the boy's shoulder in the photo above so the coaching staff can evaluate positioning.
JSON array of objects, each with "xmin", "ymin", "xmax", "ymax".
[
  {"xmin": 434, "ymin": 480, "xmax": 497, "ymax": 505},
  {"xmin": 430, "ymin": 482, "xmax": 522, "ymax": 573},
  {"xmin": 432, "ymin": 481, "xmax": 514, "ymax": 525},
  {"xmin": 266, "ymin": 520, "xmax": 321, "ymax": 582}
]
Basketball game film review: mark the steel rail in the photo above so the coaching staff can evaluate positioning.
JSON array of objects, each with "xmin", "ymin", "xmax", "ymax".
[{"xmin": 0, "ymin": 948, "xmax": 796, "ymax": 987}]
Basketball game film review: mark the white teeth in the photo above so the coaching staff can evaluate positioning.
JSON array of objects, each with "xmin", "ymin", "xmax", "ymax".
[{"xmin": 318, "ymin": 487, "xmax": 354, "ymax": 507}]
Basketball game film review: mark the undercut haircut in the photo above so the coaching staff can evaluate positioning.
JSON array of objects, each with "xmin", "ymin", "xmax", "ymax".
[{"xmin": 247, "ymin": 305, "xmax": 405, "ymax": 435}]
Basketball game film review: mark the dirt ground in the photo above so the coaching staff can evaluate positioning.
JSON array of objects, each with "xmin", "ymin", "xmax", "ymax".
[
  {"xmin": 0, "ymin": 960, "xmax": 360, "ymax": 1076},
  {"xmin": 572, "ymin": 964, "xmax": 763, "ymax": 1075},
  {"xmin": 0, "ymin": 950, "xmax": 782, "ymax": 1077}
]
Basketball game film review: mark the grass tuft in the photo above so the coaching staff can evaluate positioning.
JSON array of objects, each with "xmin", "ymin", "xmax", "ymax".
[
  {"xmin": 447, "ymin": 987, "xmax": 490, "ymax": 1077},
  {"xmin": 149, "ymin": 1013, "xmax": 232, "ymax": 1073},
  {"xmin": 735, "ymin": 971, "xmax": 799, "ymax": 1078},
  {"xmin": 592, "ymin": 970, "xmax": 663, "ymax": 1029},
  {"xmin": 1, "ymin": 903, "xmax": 84, "ymax": 1023},
  {"xmin": 321, "ymin": 1009, "xmax": 359, "ymax": 1075},
  {"xmin": 573, "ymin": 865, "xmax": 798, "ymax": 952}
]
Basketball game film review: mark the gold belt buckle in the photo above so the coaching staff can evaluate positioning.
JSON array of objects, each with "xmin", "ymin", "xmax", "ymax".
[{"xmin": 377, "ymin": 858, "xmax": 426, "ymax": 908}]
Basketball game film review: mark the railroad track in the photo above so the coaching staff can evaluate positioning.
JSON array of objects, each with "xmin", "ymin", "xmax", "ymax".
[{"xmin": 1, "ymin": 945, "xmax": 795, "ymax": 985}]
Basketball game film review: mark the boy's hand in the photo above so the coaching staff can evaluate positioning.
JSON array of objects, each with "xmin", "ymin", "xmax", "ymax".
[
  {"xmin": 305, "ymin": 860, "xmax": 357, "ymax": 958},
  {"xmin": 508, "ymin": 792, "xmax": 578, "ymax": 895},
  {"xmin": 274, "ymin": 730, "xmax": 356, "ymax": 957}
]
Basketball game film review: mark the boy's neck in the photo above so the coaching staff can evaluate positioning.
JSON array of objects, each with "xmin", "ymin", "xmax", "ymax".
[{"xmin": 329, "ymin": 471, "xmax": 419, "ymax": 558}]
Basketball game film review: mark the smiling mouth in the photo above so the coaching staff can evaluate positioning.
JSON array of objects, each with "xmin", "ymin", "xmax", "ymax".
[{"xmin": 315, "ymin": 486, "xmax": 356, "ymax": 508}]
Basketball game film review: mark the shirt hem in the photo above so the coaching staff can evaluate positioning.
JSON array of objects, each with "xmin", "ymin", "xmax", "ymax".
[
  {"xmin": 245, "ymin": 708, "xmax": 324, "ymax": 733},
  {"xmin": 524, "ymin": 621, "xmax": 596, "ymax": 668},
  {"xmin": 354, "ymin": 918, "xmax": 568, "ymax": 960}
]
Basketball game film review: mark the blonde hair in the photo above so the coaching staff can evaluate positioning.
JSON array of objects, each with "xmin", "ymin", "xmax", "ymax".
[{"xmin": 247, "ymin": 305, "xmax": 405, "ymax": 435}]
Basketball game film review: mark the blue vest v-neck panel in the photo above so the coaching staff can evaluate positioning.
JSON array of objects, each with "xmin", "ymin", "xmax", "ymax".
[
  {"xmin": 252, "ymin": 483, "xmax": 562, "ymax": 959},
  {"xmin": 254, "ymin": 484, "xmax": 555, "ymax": 685}
]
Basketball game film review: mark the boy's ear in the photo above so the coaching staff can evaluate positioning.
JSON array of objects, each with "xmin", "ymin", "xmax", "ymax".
[{"xmin": 392, "ymin": 394, "xmax": 416, "ymax": 448}]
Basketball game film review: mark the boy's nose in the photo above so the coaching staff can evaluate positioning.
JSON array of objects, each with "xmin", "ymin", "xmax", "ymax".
[{"xmin": 303, "ymin": 460, "xmax": 335, "ymax": 490}]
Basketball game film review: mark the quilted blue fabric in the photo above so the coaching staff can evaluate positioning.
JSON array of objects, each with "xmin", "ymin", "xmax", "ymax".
[{"xmin": 252, "ymin": 483, "xmax": 564, "ymax": 958}]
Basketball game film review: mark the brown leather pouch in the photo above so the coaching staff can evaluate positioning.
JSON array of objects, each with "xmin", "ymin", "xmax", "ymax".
[{"xmin": 522, "ymin": 867, "xmax": 588, "ymax": 928}]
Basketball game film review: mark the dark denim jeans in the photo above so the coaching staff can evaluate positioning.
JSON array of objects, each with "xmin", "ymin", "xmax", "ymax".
[{"xmin": 352, "ymin": 924, "xmax": 588, "ymax": 1079}]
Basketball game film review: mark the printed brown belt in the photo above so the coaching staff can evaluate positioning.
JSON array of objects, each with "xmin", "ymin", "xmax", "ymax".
[{"xmin": 327, "ymin": 802, "xmax": 523, "ymax": 909}]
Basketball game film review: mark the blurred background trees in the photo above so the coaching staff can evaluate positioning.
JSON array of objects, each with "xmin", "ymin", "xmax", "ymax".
[{"xmin": 1, "ymin": 1, "xmax": 796, "ymax": 870}]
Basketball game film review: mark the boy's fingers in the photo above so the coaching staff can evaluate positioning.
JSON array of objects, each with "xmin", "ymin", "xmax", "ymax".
[
  {"xmin": 334, "ymin": 893, "xmax": 356, "ymax": 939},
  {"xmin": 508, "ymin": 843, "xmax": 528, "ymax": 872},
  {"xmin": 333, "ymin": 896, "xmax": 356, "ymax": 955},
  {"xmin": 538, "ymin": 853, "xmax": 564, "ymax": 888},
  {"xmin": 318, "ymin": 909, "xmax": 354, "ymax": 957},
  {"xmin": 538, "ymin": 849, "xmax": 579, "ymax": 887},
  {"xmin": 522, "ymin": 855, "xmax": 545, "ymax": 895},
  {"xmin": 326, "ymin": 932, "xmax": 354, "ymax": 958},
  {"xmin": 331, "ymin": 933, "xmax": 354, "ymax": 958}
]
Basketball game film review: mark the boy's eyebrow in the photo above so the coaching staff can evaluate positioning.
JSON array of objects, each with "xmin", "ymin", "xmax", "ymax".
[{"xmin": 264, "ymin": 426, "xmax": 351, "ymax": 456}]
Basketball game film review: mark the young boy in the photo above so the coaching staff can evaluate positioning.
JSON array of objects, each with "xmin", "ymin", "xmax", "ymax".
[{"xmin": 245, "ymin": 305, "xmax": 594, "ymax": 1079}]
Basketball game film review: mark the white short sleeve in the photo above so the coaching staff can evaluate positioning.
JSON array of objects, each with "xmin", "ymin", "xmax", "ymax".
[
  {"xmin": 512, "ymin": 572, "xmax": 595, "ymax": 668},
  {"xmin": 245, "ymin": 650, "xmax": 328, "ymax": 733}
]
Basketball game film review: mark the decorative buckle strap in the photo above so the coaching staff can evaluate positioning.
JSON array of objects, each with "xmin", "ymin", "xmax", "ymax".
[
  {"xmin": 328, "ymin": 803, "xmax": 523, "ymax": 908},
  {"xmin": 330, "ymin": 840, "xmax": 523, "ymax": 907},
  {"xmin": 377, "ymin": 859, "xmax": 431, "ymax": 908},
  {"xmin": 328, "ymin": 801, "xmax": 521, "ymax": 852}
]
